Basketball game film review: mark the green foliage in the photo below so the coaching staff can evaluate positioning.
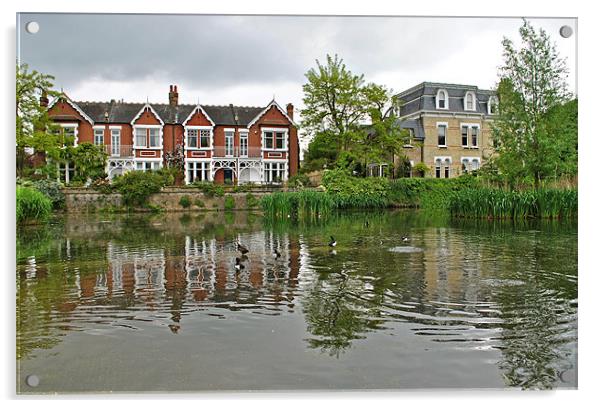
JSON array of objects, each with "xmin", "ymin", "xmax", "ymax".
[
  {"xmin": 412, "ymin": 162, "xmax": 430, "ymax": 178},
  {"xmin": 245, "ymin": 193, "xmax": 260, "ymax": 208},
  {"xmin": 192, "ymin": 181, "xmax": 225, "ymax": 197},
  {"xmin": 287, "ymin": 173, "xmax": 311, "ymax": 189},
  {"xmin": 224, "ymin": 195, "xmax": 236, "ymax": 211},
  {"xmin": 63, "ymin": 143, "xmax": 108, "ymax": 183},
  {"xmin": 261, "ymin": 190, "xmax": 335, "ymax": 221},
  {"xmin": 492, "ymin": 20, "xmax": 575, "ymax": 188},
  {"xmin": 179, "ymin": 195, "xmax": 192, "ymax": 208},
  {"xmin": 194, "ymin": 198, "xmax": 205, "ymax": 208},
  {"xmin": 322, "ymin": 169, "xmax": 390, "ymax": 208},
  {"xmin": 91, "ymin": 178, "xmax": 114, "ymax": 194},
  {"xmin": 302, "ymin": 131, "xmax": 340, "ymax": 171},
  {"xmin": 16, "ymin": 186, "xmax": 52, "ymax": 223},
  {"xmin": 31, "ymin": 179, "xmax": 65, "ymax": 209},
  {"xmin": 449, "ymin": 188, "xmax": 577, "ymax": 219},
  {"xmin": 156, "ymin": 166, "xmax": 179, "ymax": 186},
  {"xmin": 112, "ymin": 171, "xmax": 168, "ymax": 207}
]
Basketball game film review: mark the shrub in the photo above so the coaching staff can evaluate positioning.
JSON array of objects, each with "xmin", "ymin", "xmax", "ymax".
[
  {"xmin": 194, "ymin": 198, "xmax": 205, "ymax": 208},
  {"xmin": 322, "ymin": 168, "xmax": 390, "ymax": 208},
  {"xmin": 224, "ymin": 195, "xmax": 236, "ymax": 211},
  {"xmin": 287, "ymin": 173, "xmax": 311, "ymax": 189},
  {"xmin": 32, "ymin": 179, "xmax": 65, "ymax": 209},
  {"xmin": 192, "ymin": 181, "xmax": 225, "ymax": 197},
  {"xmin": 112, "ymin": 170, "xmax": 168, "ymax": 207},
  {"xmin": 245, "ymin": 193, "xmax": 259, "ymax": 208},
  {"xmin": 91, "ymin": 178, "xmax": 114, "ymax": 194},
  {"xmin": 156, "ymin": 166, "xmax": 178, "ymax": 186},
  {"xmin": 179, "ymin": 195, "xmax": 192, "ymax": 208},
  {"xmin": 413, "ymin": 162, "xmax": 430, "ymax": 178},
  {"xmin": 17, "ymin": 186, "xmax": 52, "ymax": 223}
]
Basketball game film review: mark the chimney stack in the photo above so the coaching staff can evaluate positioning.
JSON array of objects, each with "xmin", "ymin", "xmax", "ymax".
[
  {"xmin": 39, "ymin": 90, "xmax": 49, "ymax": 108},
  {"xmin": 286, "ymin": 103, "xmax": 294, "ymax": 121},
  {"xmin": 169, "ymin": 84, "xmax": 179, "ymax": 107}
]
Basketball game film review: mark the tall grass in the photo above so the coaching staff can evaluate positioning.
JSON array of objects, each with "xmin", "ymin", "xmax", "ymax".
[
  {"xmin": 16, "ymin": 186, "xmax": 52, "ymax": 223},
  {"xmin": 449, "ymin": 188, "xmax": 577, "ymax": 219},
  {"xmin": 261, "ymin": 190, "xmax": 335, "ymax": 220}
]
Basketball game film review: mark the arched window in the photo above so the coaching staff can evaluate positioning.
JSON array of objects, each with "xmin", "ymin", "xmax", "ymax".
[
  {"xmin": 464, "ymin": 91, "xmax": 476, "ymax": 111},
  {"xmin": 472, "ymin": 159, "xmax": 480, "ymax": 171},
  {"xmin": 436, "ymin": 89, "xmax": 448, "ymax": 109},
  {"xmin": 435, "ymin": 158, "xmax": 442, "ymax": 178},
  {"xmin": 443, "ymin": 158, "xmax": 451, "ymax": 178},
  {"xmin": 488, "ymin": 96, "xmax": 499, "ymax": 115},
  {"xmin": 462, "ymin": 158, "xmax": 470, "ymax": 174}
]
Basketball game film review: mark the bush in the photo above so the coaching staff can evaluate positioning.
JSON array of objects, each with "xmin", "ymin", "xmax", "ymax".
[
  {"xmin": 412, "ymin": 162, "xmax": 430, "ymax": 178},
  {"xmin": 156, "ymin": 166, "xmax": 178, "ymax": 186},
  {"xmin": 194, "ymin": 198, "xmax": 205, "ymax": 208},
  {"xmin": 224, "ymin": 195, "xmax": 236, "ymax": 210},
  {"xmin": 179, "ymin": 195, "xmax": 192, "ymax": 208},
  {"xmin": 245, "ymin": 193, "xmax": 259, "ymax": 208},
  {"xmin": 17, "ymin": 186, "xmax": 52, "ymax": 223},
  {"xmin": 192, "ymin": 181, "xmax": 225, "ymax": 197},
  {"xmin": 112, "ymin": 170, "xmax": 168, "ymax": 207},
  {"xmin": 287, "ymin": 173, "xmax": 311, "ymax": 189},
  {"xmin": 322, "ymin": 168, "xmax": 390, "ymax": 208},
  {"xmin": 31, "ymin": 179, "xmax": 65, "ymax": 209},
  {"xmin": 91, "ymin": 178, "xmax": 114, "ymax": 194}
]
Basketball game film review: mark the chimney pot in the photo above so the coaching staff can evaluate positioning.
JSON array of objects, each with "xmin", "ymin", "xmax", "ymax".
[
  {"xmin": 286, "ymin": 103, "xmax": 294, "ymax": 121},
  {"xmin": 169, "ymin": 84, "xmax": 179, "ymax": 107}
]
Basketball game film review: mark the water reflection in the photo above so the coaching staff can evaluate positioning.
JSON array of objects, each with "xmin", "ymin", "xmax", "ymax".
[{"xmin": 16, "ymin": 211, "xmax": 577, "ymax": 390}]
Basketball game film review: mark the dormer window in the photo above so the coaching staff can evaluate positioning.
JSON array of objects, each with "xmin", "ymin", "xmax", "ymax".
[
  {"xmin": 488, "ymin": 96, "xmax": 499, "ymax": 115},
  {"xmin": 436, "ymin": 89, "xmax": 448, "ymax": 109},
  {"xmin": 464, "ymin": 91, "xmax": 476, "ymax": 111}
]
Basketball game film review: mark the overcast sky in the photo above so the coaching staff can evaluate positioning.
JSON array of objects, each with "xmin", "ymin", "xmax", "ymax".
[{"xmin": 17, "ymin": 13, "xmax": 576, "ymax": 142}]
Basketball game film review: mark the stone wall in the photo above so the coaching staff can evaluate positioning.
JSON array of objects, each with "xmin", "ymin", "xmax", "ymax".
[{"xmin": 63, "ymin": 188, "xmax": 266, "ymax": 213}]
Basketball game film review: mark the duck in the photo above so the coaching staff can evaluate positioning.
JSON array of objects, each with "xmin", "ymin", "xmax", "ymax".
[
  {"xmin": 401, "ymin": 236, "xmax": 410, "ymax": 242},
  {"xmin": 272, "ymin": 248, "xmax": 281, "ymax": 259},
  {"xmin": 237, "ymin": 241, "xmax": 249, "ymax": 254},
  {"xmin": 234, "ymin": 257, "xmax": 245, "ymax": 270},
  {"xmin": 328, "ymin": 236, "xmax": 337, "ymax": 247}
]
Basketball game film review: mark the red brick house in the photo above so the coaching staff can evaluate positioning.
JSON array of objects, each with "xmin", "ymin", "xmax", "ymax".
[{"xmin": 46, "ymin": 85, "xmax": 299, "ymax": 185}]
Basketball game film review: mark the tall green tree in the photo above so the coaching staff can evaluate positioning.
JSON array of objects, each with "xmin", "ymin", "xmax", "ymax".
[
  {"xmin": 492, "ymin": 20, "xmax": 575, "ymax": 188},
  {"xmin": 301, "ymin": 54, "xmax": 390, "ymax": 153},
  {"xmin": 16, "ymin": 63, "xmax": 61, "ymax": 176}
]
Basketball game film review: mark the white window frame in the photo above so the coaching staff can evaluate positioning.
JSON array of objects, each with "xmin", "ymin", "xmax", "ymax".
[
  {"xmin": 436, "ymin": 122, "xmax": 448, "ymax": 148},
  {"xmin": 59, "ymin": 123, "xmax": 79, "ymax": 146},
  {"xmin": 261, "ymin": 127, "xmax": 288, "ymax": 152},
  {"xmin": 436, "ymin": 89, "xmax": 449, "ymax": 110},
  {"xmin": 185, "ymin": 160, "xmax": 212, "ymax": 184},
  {"xmin": 134, "ymin": 159, "xmax": 162, "ymax": 172},
  {"xmin": 224, "ymin": 128, "xmax": 235, "ymax": 157},
  {"xmin": 464, "ymin": 91, "xmax": 477, "ymax": 111},
  {"xmin": 460, "ymin": 123, "xmax": 480, "ymax": 149},
  {"xmin": 110, "ymin": 126, "xmax": 122, "ymax": 157},
  {"xmin": 263, "ymin": 160, "xmax": 288, "ymax": 183},
  {"xmin": 488, "ymin": 96, "xmax": 499, "ymax": 115},
  {"xmin": 93, "ymin": 126, "xmax": 105, "ymax": 146},
  {"xmin": 132, "ymin": 125, "xmax": 163, "ymax": 150},
  {"xmin": 461, "ymin": 157, "xmax": 481, "ymax": 172},
  {"xmin": 184, "ymin": 125, "xmax": 213, "ymax": 150},
  {"xmin": 239, "ymin": 130, "xmax": 249, "ymax": 157},
  {"xmin": 434, "ymin": 156, "xmax": 452, "ymax": 179}
]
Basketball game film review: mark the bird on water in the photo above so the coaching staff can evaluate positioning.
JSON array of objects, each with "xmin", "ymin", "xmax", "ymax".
[
  {"xmin": 235, "ymin": 257, "xmax": 245, "ymax": 270},
  {"xmin": 237, "ymin": 241, "xmax": 249, "ymax": 254},
  {"xmin": 273, "ymin": 248, "xmax": 281, "ymax": 259},
  {"xmin": 328, "ymin": 236, "xmax": 337, "ymax": 247}
]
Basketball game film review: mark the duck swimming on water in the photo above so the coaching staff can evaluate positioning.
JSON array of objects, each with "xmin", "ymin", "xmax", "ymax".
[
  {"xmin": 401, "ymin": 236, "xmax": 410, "ymax": 242},
  {"xmin": 272, "ymin": 248, "xmax": 281, "ymax": 259},
  {"xmin": 328, "ymin": 236, "xmax": 337, "ymax": 247},
  {"xmin": 237, "ymin": 241, "xmax": 249, "ymax": 254},
  {"xmin": 235, "ymin": 257, "xmax": 245, "ymax": 270}
]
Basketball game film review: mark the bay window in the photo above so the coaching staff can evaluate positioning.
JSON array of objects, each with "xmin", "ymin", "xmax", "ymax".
[
  {"xmin": 187, "ymin": 161, "xmax": 210, "ymax": 183},
  {"xmin": 264, "ymin": 162, "xmax": 286, "ymax": 183}
]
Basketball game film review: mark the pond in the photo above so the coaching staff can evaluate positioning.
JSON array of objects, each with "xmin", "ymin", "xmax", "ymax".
[{"xmin": 16, "ymin": 210, "xmax": 577, "ymax": 392}]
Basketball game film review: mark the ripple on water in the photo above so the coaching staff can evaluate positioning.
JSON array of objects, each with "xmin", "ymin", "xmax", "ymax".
[{"xmin": 388, "ymin": 246, "xmax": 424, "ymax": 254}]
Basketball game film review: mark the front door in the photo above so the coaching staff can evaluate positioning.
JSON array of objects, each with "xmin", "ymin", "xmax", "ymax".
[{"xmin": 224, "ymin": 169, "xmax": 233, "ymax": 185}]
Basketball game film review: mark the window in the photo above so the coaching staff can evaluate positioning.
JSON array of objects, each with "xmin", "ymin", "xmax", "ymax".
[
  {"xmin": 464, "ymin": 91, "xmax": 476, "ymax": 111},
  {"xmin": 436, "ymin": 89, "xmax": 448, "ymax": 109},
  {"xmin": 187, "ymin": 161, "xmax": 210, "ymax": 183},
  {"xmin": 462, "ymin": 157, "xmax": 480, "ymax": 173},
  {"xmin": 275, "ymin": 132, "xmax": 284, "ymax": 149},
  {"xmin": 225, "ymin": 131, "xmax": 234, "ymax": 156},
  {"xmin": 200, "ymin": 130, "xmax": 211, "ymax": 148},
  {"xmin": 136, "ymin": 161, "xmax": 160, "ymax": 172},
  {"xmin": 471, "ymin": 126, "xmax": 479, "ymax": 147},
  {"xmin": 472, "ymin": 159, "xmax": 480, "ymax": 171},
  {"xmin": 263, "ymin": 131, "xmax": 274, "ymax": 149},
  {"xmin": 437, "ymin": 124, "xmax": 447, "ymax": 147},
  {"xmin": 149, "ymin": 128, "xmax": 160, "ymax": 147},
  {"xmin": 264, "ymin": 162, "xmax": 285, "ymax": 183},
  {"xmin": 488, "ymin": 96, "xmax": 499, "ymax": 115},
  {"xmin": 461, "ymin": 126, "xmax": 469, "ymax": 147},
  {"xmin": 187, "ymin": 129, "xmax": 198, "ymax": 148},
  {"xmin": 240, "ymin": 131, "xmax": 248, "ymax": 157},
  {"xmin": 444, "ymin": 164, "xmax": 450, "ymax": 178},
  {"xmin": 94, "ymin": 128, "xmax": 104, "ymax": 146},
  {"xmin": 403, "ymin": 128, "xmax": 414, "ymax": 147},
  {"xmin": 435, "ymin": 157, "xmax": 451, "ymax": 179},
  {"xmin": 435, "ymin": 162, "xmax": 441, "ymax": 178},
  {"xmin": 111, "ymin": 129, "xmax": 121, "ymax": 156},
  {"xmin": 135, "ymin": 128, "xmax": 146, "ymax": 147},
  {"xmin": 60, "ymin": 124, "xmax": 77, "ymax": 146}
]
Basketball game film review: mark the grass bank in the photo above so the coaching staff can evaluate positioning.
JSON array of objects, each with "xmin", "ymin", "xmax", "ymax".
[{"xmin": 16, "ymin": 186, "xmax": 52, "ymax": 223}]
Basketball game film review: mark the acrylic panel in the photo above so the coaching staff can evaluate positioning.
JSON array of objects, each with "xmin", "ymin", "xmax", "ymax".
[{"xmin": 16, "ymin": 13, "xmax": 578, "ymax": 394}]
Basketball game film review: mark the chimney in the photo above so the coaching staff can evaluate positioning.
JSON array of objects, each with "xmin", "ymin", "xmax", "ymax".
[
  {"xmin": 169, "ymin": 84, "xmax": 179, "ymax": 107},
  {"xmin": 39, "ymin": 90, "xmax": 49, "ymax": 108},
  {"xmin": 286, "ymin": 103, "xmax": 294, "ymax": 121}
]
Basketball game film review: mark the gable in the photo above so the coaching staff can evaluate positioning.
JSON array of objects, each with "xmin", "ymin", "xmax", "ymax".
[
  {"xmin": 183, "ymin": 106, "xmax": 214, "ymax": 126},
  {"xmin": 131, "ymin": 104, "xmax": 164, "ymax": 126},
  {"xmin": 248, "ymin": 102, "xmax": 294, "ymax": 128},
  {"xmin": 48, "ymin": 97, "xmax": 94, "ymax": 125}
]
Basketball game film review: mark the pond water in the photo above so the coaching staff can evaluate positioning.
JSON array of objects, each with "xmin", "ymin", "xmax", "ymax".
[{"xmin": 16, "ymin": 210, "xmax": 578, "ymax": 393}]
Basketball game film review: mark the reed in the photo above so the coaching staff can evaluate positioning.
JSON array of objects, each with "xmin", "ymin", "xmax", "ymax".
[
  {"xmin": 16, "ymin": 186, "xmax": 52, "ymax": 223},
  {"xmin": 449, "ymin": 188, "xmax": 577, "ymax": 219},
  {"xmin": 261, "ymin": 190, "xmax": 335, "ymax": 220}
]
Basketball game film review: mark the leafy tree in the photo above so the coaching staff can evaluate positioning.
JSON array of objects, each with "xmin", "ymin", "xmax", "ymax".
[
  {"xmin": 492, "ymin": 20, "xmax": 574, "ymax": 188},
  {"xmin": 301, "ymin": 54, "xmax": 390, "ymax": 153},
  {"xmin": 64, "ymin": 143, "xmax": 108, "ymax": 183},
  {"xmin": 16, "ymin": 63, "xmax": 61, "ymax": 176}
]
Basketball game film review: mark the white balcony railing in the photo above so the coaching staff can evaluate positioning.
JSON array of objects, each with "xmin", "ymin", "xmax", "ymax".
[
  {"xmin": 212, "ymin": 146, "xmax": 263, "ymax": 158},
  {"xmin": 105, "ymin": 145, "xmax": 134, "ymax": 158}
]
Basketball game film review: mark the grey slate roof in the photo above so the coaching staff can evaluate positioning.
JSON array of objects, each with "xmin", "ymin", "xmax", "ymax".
[
  {"xmin": 394, "ymin": 82, "xmax": 496, "ymax": 118},
  {"xmin": 74, "ymin": 100, "xmax": 265, "ymax": 126},
  {"xmin": 395, "ymin": 119, "xmax": 425, "ymax": 140}
]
